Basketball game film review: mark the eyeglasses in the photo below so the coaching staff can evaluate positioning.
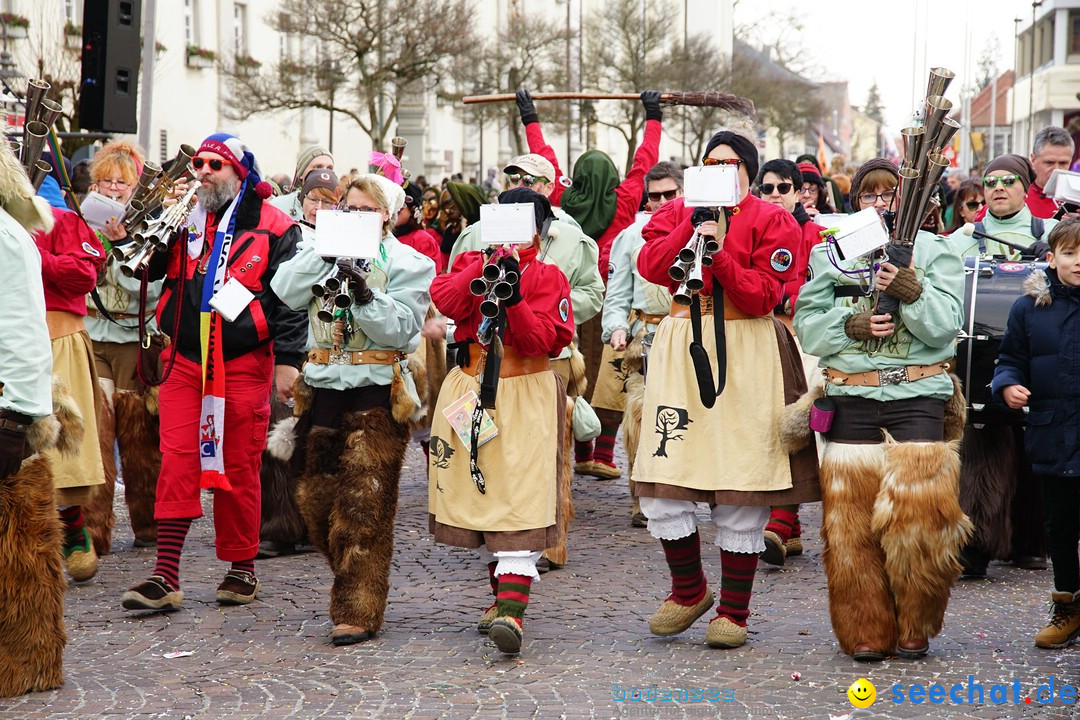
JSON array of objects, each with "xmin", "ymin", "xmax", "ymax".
[
  {"xmin": 964, "ymin": 199, "xmax": 987, "ymax": 211},
  {"xmin": 303, "ymin": 197, "xmax": 336, "ymax": 208},
  {"xmin": 505, "ymin": 173, "xmax": 548, "ymax": 187},
  {"xmin": 100, "ymin": 178, "xmax": 130, "ymax": 189},
  {"xmin": 702, "ymin": 158, "xmax": 742, "ymax": 167},
  {"xmin": 347, "ymin": 205, "xmax": 379, "ymax": 213},
  {"xmin": 982, "ymin": 174, "xmax": 1020, "ymax": 189},
  {"xmin": 647, "ymin": 189, "xmax": 680, "ymax": 202},
  {"xmin": 758, "ymin": 182, "xmax": 793, "ymax": 196},
  {"xmin": 192, "ymin": 157, "xmax": 225, "ymax": 171},
  {"xmin": 799, "ymin": 185, "xmax": 819, "ymax": 196},
  {"xmin": 858, "ymin": 190, "xmax": 897, "ymax": 205}
]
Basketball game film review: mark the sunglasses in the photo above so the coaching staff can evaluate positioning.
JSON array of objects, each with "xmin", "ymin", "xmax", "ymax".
[
  {"xmin": 647, "ymin": 189, "xmax": 680, "ymax": 202},
  {"xmin": 506, "ymin": 173, "xmax": 548, "ymax": 187},
  {"xmin": 192, "ymin": 157, "xmax": 225, "ymax": 171},
  {"xmin": 702, "ymin": 158, "xmax": 742, "ymax": 167},
  {"xmin": 982, "ymin": 174, "xmax": 1020, "ymax": 189},
  {"xmin": 758, "ymin": 182, "xmax": 793, "ymax": 195},
  {"xmin": 964, "ymin": 199, "xmax": 986, "ymax": 211}
]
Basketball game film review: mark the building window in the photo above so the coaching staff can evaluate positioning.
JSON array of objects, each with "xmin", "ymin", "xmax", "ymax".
[
  {"xmin": 184, "ymin": 0, "xmax": 197, "ymax": 46},
  {"xmin": 234, "ymin": 2, "xmax": 247, "ymax": 55},
  {"xmin": 64, "ymin": 0, "xmax": 79, "ymax": 23},
  {"xmin": 1038, "ymin": 15, "xmax": 1054, "ymax": 68}
]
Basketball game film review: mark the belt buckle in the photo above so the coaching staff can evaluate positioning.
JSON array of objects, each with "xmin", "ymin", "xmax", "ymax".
[
  {"xmin": 328, "ymin": 349, "xmax": 349, "ymax": 366},
  {"xmin": 877, "ymin": 367, "xmax": 908, "ymax": 386}
]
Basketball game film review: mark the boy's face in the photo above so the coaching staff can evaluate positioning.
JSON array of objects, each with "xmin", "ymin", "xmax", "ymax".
[{"xmin": 1049, "ymin": 244, "xmax": 1080, "ymax": 287}]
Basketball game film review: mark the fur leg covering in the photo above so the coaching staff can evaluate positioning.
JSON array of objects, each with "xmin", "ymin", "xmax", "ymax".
[
  {"xmin": 259, "ymin": 399, "xmax": 307, "ymax": 546},
  {"xmin": 874, "ymin": 438, "xmax": 972, "ymax": 644},
  {"xmin": 543, "ymin": 397, "xmax": 576, "ymax": 566},
  {"xmin": 326, "ymin": 408, "xmax": 409, "ymax": 631},
  {"xmin": 295, "ymin": 426, "xmax": 346, "ymax": 559},
  {"xmin": 113, "ymin": 388, "xmax": 160, "ymax": 545},
  {"xmin": 819, "ymin": 442, "xmax": 898, "ymax": 655},
  {"xmin": 778, "ymin": 384, "xmax": 824, "ymax": 454},
  {"xmin": 624, "ymin": 373, "xmax": 645, "ymax": 513},
  {"xmin": 84, "ymin": 386, "xmax": 116, "ymax": 555},
  {"xmin": 0, "ymin": 380, "xmax": 81, "ymax": 696},
  {"xmin": 958, "ymin": 424, "xmax": 1016, "ymax": 559}
]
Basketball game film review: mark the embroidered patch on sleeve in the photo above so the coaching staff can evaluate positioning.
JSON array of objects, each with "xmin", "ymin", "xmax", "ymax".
[
  {"xmin": 770, "ymin": 248, "xmax": 793, "ymax": 272},
  {"xmin": 82, "ymin": 241, "xmax": 101, "ymax": 258},
  {"xmin": 805, "ymin": 264, "xmax": 814, "ymax": 282},
  {"xmin": 559, "ymin": 297, "xmax": 570, "ymax": 322},
  {"xmin": 607, "ymin": 262, "xmax": 616, "ymax": 280}
]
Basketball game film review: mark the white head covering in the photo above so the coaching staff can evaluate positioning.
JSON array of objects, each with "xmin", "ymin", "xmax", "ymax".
[{"xmin": 362, "ymin": 173, "xmax": 406, "ymax": 217}]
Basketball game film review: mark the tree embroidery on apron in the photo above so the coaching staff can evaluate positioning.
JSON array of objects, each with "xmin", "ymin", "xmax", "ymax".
[
  {"xmin": 430, "ymin": 436, "xmax": 455, "ymax": 471},
  {"xmin": 654, "ymin": 406, "xmax": 692, "ymax": 457}
]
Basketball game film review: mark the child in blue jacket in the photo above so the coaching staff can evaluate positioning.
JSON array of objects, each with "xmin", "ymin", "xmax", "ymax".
[{"xmin": 992, "ymin": 215, "xmax": 1080, "ymax": 649}]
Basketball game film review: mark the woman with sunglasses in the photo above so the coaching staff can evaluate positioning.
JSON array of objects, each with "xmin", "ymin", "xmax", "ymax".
[
  {"xmin": 752, "ymin": 158, "xmax": 827, "ymax": 567},
  {"xmin": 795, "ymin": 157, "xmax": 968, "ymax": 662},
  {"xmin": 952, "ymin": 154, "xmax": 1056, "ymax": 258},
  {"xmin": 943, "ymin": 178, "xmax": 985, "ymax": 234},
  {"xmin": 633, "ymin": 130, "xmax": 820, "ymax": 650},
  {"xmin": 270, "ymin": 174, "xmax": 434, "ymax": 645}
]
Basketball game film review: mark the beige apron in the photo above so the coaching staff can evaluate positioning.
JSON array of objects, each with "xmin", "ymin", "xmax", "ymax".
[
  {"xmin": 632, "ymin": 311, "xmax": 793, "ymax": 494},
  {"xmin": 428, "ymin": 367, "xmax": 560, "ymax": 541}
]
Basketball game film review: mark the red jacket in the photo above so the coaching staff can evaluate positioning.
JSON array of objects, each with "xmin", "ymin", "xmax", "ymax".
[
  {"xmin": 787, "ymin": 217, "xmax": 825, "ymax": 312},
  {"xmin": 637, "ymin": 195, "xmax": 801, "ymax": 317},
  {"xmin": 1026, "ymin": 182, "xmax": 1059, "ymax": 219},
  {"xmin": 595, "ymin": 119, "xmax": 661, "ymax": 279},
  {"xmin": 35, "ymin": 207, "xmax": 105, "ymax": 315},
  {"xmin": 431, "ymin": 244, "xmax": 575, "ymax": 358},
  {"xmin": 150, "ymin": 185, "xmax": 308, "ymax": 367},
  {"xmin": 396, "ymin": 227, "xmax": 443, "ymax": 273},
  {"xmin": 525, "ymin": 122, "xmax": 568, "ymax": 207}
]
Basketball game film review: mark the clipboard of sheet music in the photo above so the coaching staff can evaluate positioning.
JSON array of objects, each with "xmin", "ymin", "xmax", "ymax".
[{"xmin": 443, "ymin": 390, "xmax": 498, "ymax": 449}]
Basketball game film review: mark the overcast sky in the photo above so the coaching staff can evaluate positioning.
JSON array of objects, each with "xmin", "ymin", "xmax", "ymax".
[{"xmin": 733, "ymin": 0, "xmax": 1029, "ymax": 132}]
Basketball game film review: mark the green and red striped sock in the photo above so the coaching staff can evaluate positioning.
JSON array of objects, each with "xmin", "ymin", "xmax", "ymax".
[
  {"xmin": 153, "ymin": 518, "xmax": 192, "ymax": 590},
  {"xmin": 487, "ymin": 561, "xmax": 498, "ymax": 597},
  {"xmin": 765, "ymin": 505, "xmax": 799, "ymax": 543},
  {"xmin": 495, "ymin": 573, "xmax": 533, "ymax": 623},
  {"xmin": 575, "ymin": 440, "xmax": 593, "ymax": 464},
  {"xmin": 58, "ymin": 505, "xmax": 87, "ymax": 552},
  {"xmin": 716, "ymin": 549, "xmax": 758, "ymax": 627},
  {"xmin": 660, "ymin": 532, "xmax": 707, "ymax": 605},
  {"xmin": 231, "ymin": 558, "xmax": 255, "ymax": 575},
  {"xmin": 592, "ymin": 425, "xmax": 619, "ymax": 465}
]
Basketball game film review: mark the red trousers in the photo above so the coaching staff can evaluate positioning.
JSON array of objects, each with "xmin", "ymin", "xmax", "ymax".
[{"xmin": 154, "ymin": 345, "xmax": 273, "ymax": 561}]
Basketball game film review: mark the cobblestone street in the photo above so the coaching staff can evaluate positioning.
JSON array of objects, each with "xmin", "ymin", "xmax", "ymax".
[{"xmin": 1, "ymin": 441, "xmax": 1076, "ymax": 720}]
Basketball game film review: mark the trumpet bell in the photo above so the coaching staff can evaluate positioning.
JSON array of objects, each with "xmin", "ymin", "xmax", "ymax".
[
  {"xmin": 479, "ymin": 297, "xmax": 501, "ymax": 318},
  {"xmin": 925, "ymin": 67, "xmax": 955, "ymax": 100},
  {"xmin": 469, "ymin": 277, "xmax": 489, "ymax": 296},
  {"xmin": 482, "ymin": 262, "xmax": 503, "ymax": 282},
  {"xmin": 29, "ymin": 160, "xmax": 51, "ymax": 191},
  {"xmin": 672, "ymin": 281, "xmax": 693, "ymax": 306},
  {"xmin": 901, "ymin": 127, "xmax": 925, "ymax": 170}
]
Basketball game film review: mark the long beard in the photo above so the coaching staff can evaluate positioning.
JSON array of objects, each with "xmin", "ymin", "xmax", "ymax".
[{"xmin": 197, "ymin": 178, "xmax": 237, "ymax": 214}]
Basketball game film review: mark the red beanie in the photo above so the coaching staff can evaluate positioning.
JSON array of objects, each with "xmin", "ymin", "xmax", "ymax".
[{"xmin": 797, "ymin": 161, "xmax": 822, "ymax": 182}]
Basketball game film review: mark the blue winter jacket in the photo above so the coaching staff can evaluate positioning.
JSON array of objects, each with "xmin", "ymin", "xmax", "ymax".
[{"xmin": 991, "ymin": 268, "xmax": 1080, "ymax": 477}]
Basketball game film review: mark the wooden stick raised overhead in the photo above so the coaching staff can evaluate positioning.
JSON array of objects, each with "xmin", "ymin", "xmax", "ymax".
[{"xmin": 462, "ymin": 91, "xmax": 755, "ymax": 118}]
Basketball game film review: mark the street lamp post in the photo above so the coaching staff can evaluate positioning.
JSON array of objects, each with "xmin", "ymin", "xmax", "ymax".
[
  {"xmin": 1028, "ymin": 1, "xmax": 1043, "ymax": 149},
  {"xmin": 1013, "ymin": 16, "xmax": 1022, "ymax": 153}
]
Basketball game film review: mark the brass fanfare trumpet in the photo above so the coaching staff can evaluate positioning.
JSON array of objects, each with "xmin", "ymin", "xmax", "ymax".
[
  {"xmin": 122, "ymin": 145, "xmax": 197, "ymax": 237},
  {"xmin": 20, "ymin": 79, "xmax": 64, "ymax": 191},
  {"xmin": 115, "ymin": 183, "xmax": 200, "ymax": 278}
]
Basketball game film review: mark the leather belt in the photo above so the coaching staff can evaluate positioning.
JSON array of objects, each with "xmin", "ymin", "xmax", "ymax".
[
  {"xmin": 669, "ymin": 296, "xmax": 756, "ymax": 320},
  {"xmin": 632, "ymin": 309, "xmax": 667, "ymax": 326},
  {"xmin": 86, "ymin": 307, "xmax": 149, "ymax": 320},
  {"xmin": 45, "ymin": 310, "xmax": 85, "ymax": 340},
  {"xmin": 824, "ymin": 362, "xmax": 952, "ymax": 387},
  {"xmin": 462, "ymin": 343, "xmax": 550, "ymax": 379},
  {"xmin": 306, "ymin": 348, "xmax": 405, "ymax": 366}
]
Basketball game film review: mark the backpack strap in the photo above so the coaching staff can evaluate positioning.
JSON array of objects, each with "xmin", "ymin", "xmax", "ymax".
[
  {"xmin": 1031, "ymin": 216, "xmax": 1045, "ymax": 240},
  {"xmin": 974, "ymin": 221, "xmax": 986, "ymax": 254}
]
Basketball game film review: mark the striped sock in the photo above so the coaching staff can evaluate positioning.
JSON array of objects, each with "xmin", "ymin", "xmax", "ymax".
[
  {"xmin": 495, "ymin": 573, "xmax": 532, "ymax": 622},
  {"xmin": 792, "ymin": 516, "xmax": 802, "ymax": 539},
  {"xmin": 231, "ymin": 558, "xmax": 255, "ymax": 576},
  {"xmin": 487, "ymin": 561, "xmax": 498, "ymax": 597},
  {"xmin": 765, "ymin": 505, "xmax": 799, "ymax": 543},
  {"xmin": 716, "ymin": 550, "xmax": 758, "ymax": 627},
  {"xmin": 58, "ymin": 505, "xmax": 87, "ymax": 551},
  {"xmin": 153, "ymin": 518, "xmax": 192, "ymax": 590},
  {"xmin": 593, "ymin": 425, "xmax": 619, "ymax": 465},
  {"xmin": 575, "ymin": 440, "xmax": 593, "ymax": 464},
  {"xmin": 660, "ymin": 532, "xmax": 707, "ymax": 605}
]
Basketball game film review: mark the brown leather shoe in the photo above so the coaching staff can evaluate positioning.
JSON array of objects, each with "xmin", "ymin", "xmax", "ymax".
[
  {"xmin": 897, "ymin": 638, "xmax": 929, "ymax": 659},
  {"xmin": 852, "ymin": 644, "xmax": 887, "ymax": 662},
  {"xmin": 216, "ymin": 570, "xmax": 260, "ymax": 605},
  {"xmin": 121, "ymin": 576, "xmax": 183, "ymax": 611},
  {"xmin": 331, "ymin": 624, "xmax": 373, "ymax": 646}
]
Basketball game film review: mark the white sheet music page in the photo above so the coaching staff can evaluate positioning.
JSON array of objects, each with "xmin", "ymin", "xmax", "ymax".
[
  {"xmin": 314, "ymin": 210, "xmax": 383, "ymax": 258},
  {"xmin": 480, "ymin": 203, "xmax": 536, "ymax": 245}
]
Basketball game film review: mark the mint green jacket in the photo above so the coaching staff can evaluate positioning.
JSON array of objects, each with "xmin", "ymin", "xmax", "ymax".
[
  {"xmin": 794, "ymin": 231, "xmax": 964, "ymax": 401},
  {"xmin": 949, "ymin": 205, "xmax": 1056, "ymax": 258},
  {"xmin": 601, "ymin": 216, "xmax": 672, "ymax": 342},
  {"xmin": 272, "ymin": 234, "xmax": 434, "ymax": 392},
  {"xmin": 85, "ymin": 258, "xmax": 162, "ymax": 344}
]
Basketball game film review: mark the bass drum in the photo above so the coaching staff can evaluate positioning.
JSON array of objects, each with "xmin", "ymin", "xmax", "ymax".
[{"xmin": 955, "ymin": 256, "xmax": 1047, "ymax": 424}]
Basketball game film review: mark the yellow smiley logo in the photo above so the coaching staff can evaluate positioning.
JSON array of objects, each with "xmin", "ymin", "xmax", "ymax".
[{"xmin": 847, "ymin": 678, "xmax": 876, "ymax": 708}]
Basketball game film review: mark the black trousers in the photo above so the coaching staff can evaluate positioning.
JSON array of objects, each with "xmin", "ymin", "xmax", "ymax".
[
  {"xmin": 1040, "ymin": 475, "xmax": 1080, "ymax": 593},
  {"xmin": 825, "ymin": 395, "xmax": 945, "ymax": 444}
]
